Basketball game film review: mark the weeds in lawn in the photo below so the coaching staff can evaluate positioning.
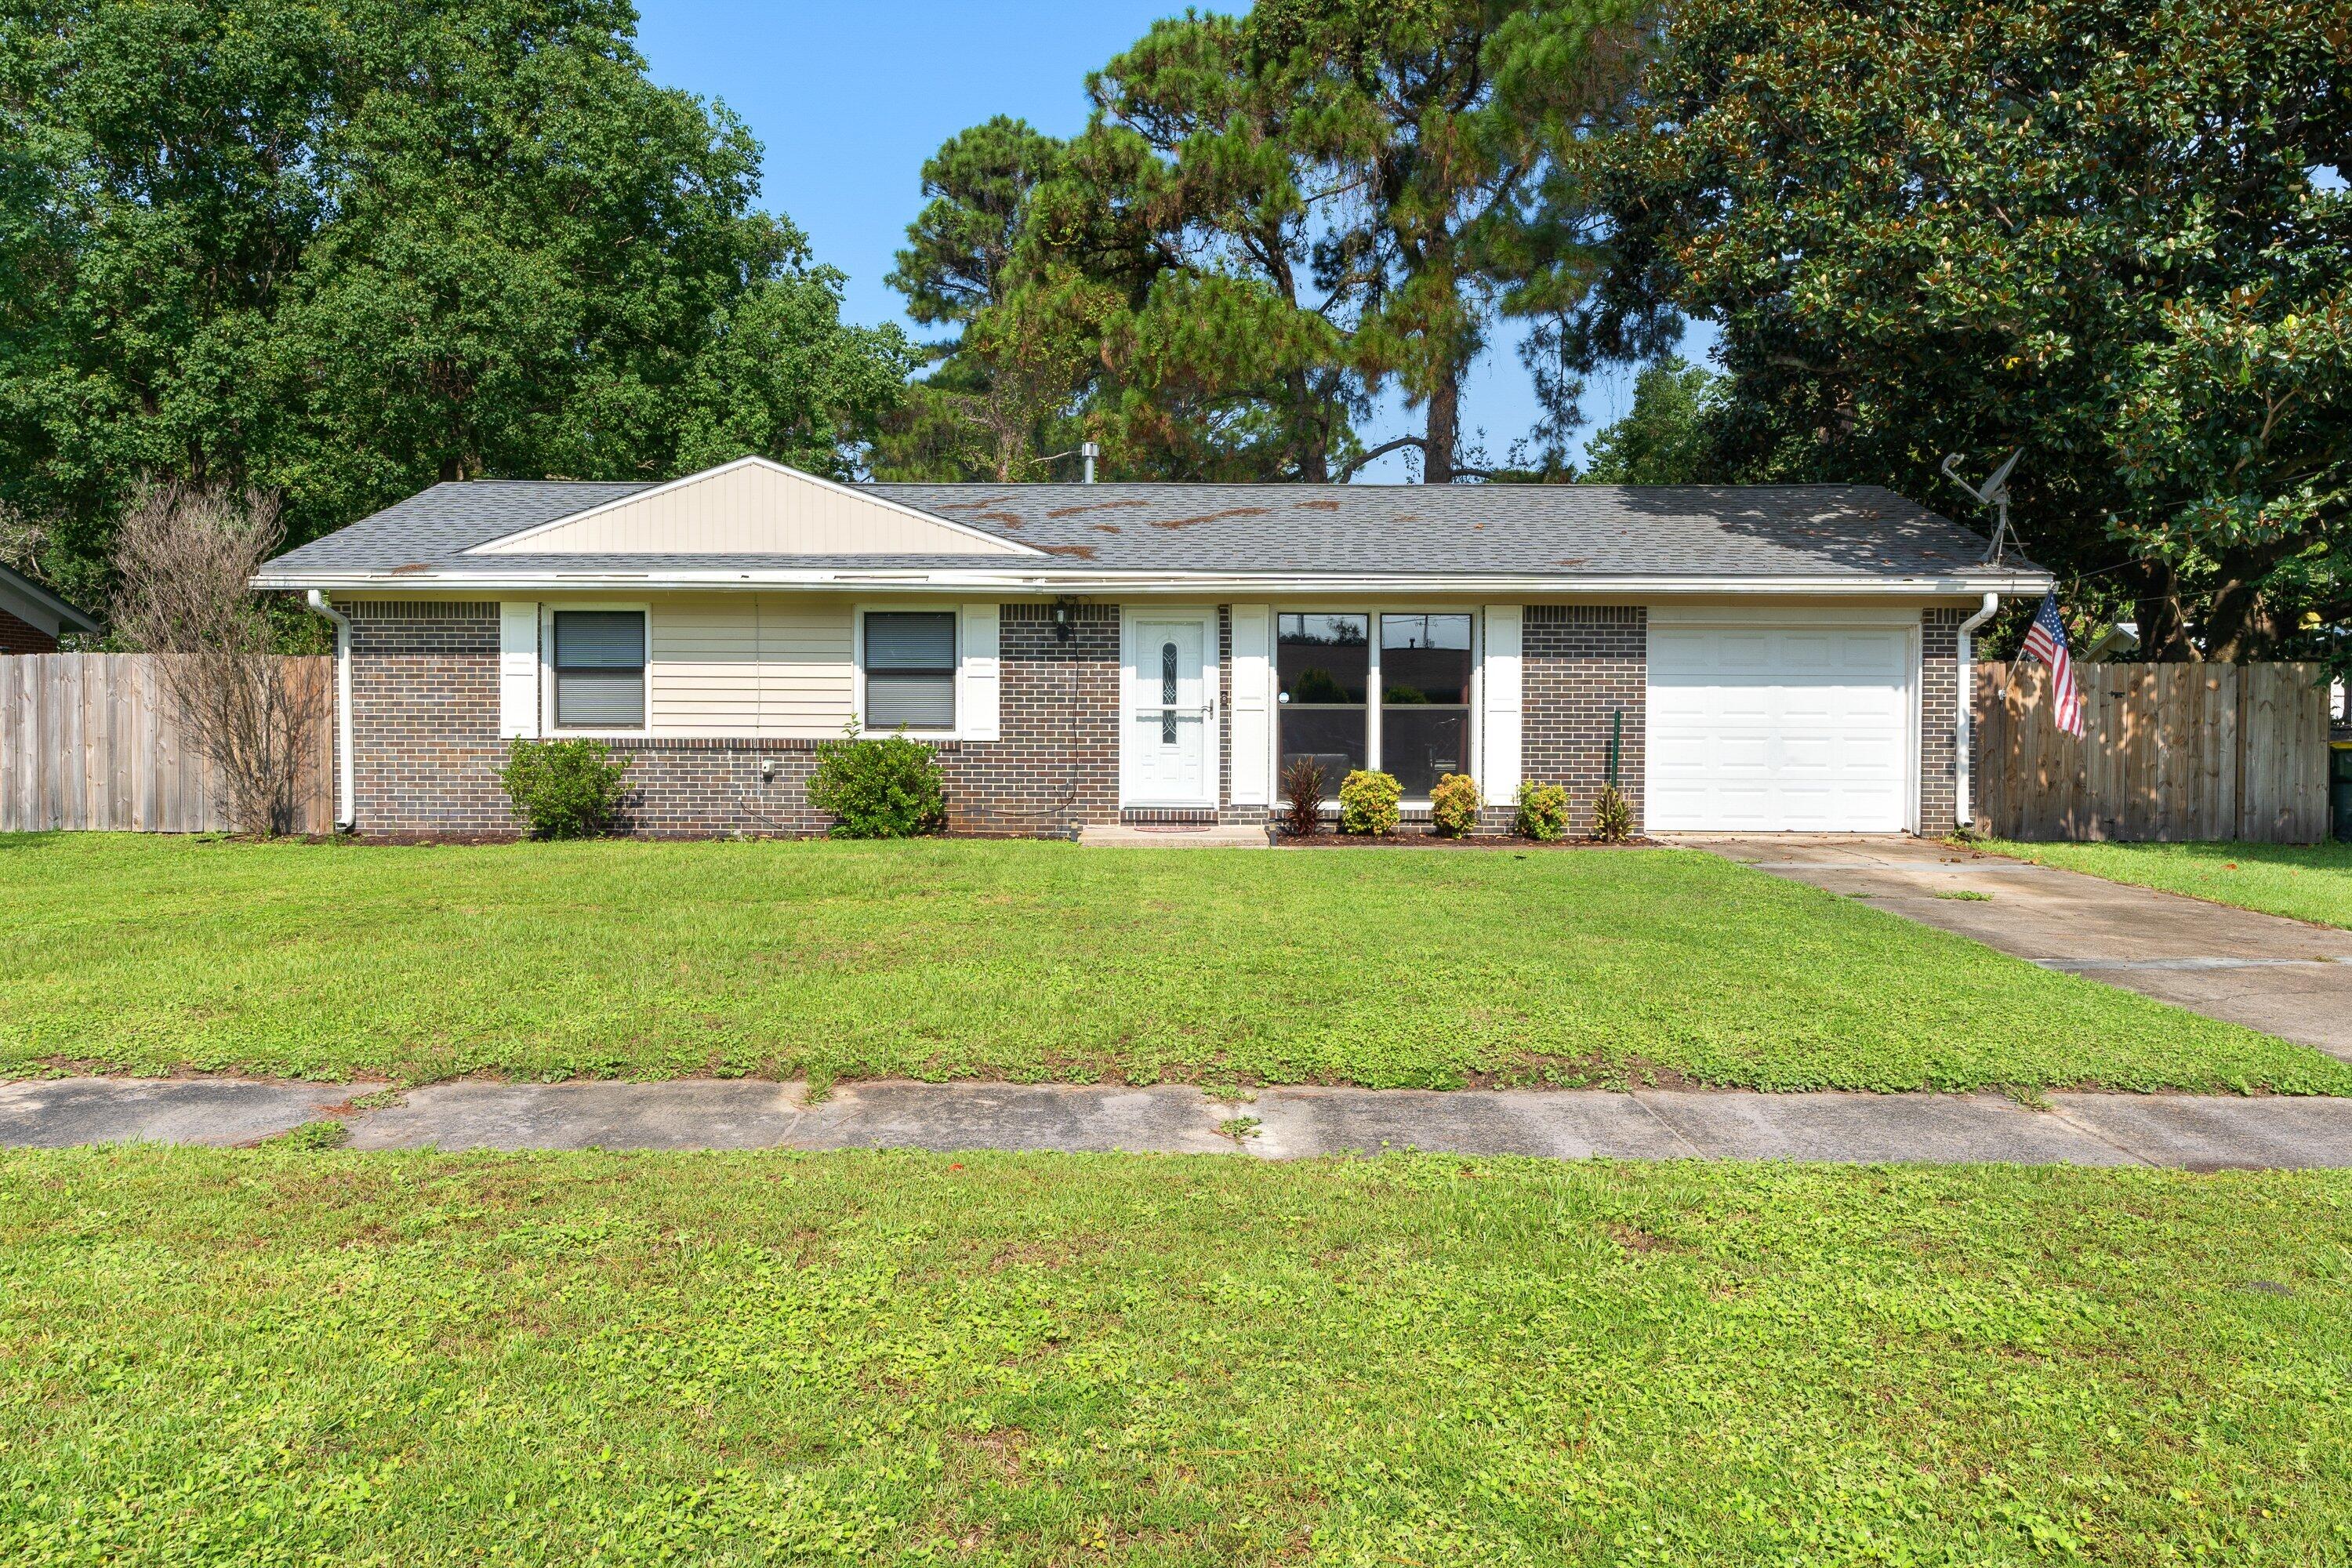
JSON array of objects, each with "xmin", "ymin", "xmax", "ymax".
[
  {"xmin": 259, "ymin": 1119, "xmax": 350, "ymax": 1150},
  {"xmin": 3, "ymin": 837, "xmax": 2344, "ymax": 1095},
  {"xmin": 4, "ymin": 1149, "xmax": 2350, "ymax": 1564}
]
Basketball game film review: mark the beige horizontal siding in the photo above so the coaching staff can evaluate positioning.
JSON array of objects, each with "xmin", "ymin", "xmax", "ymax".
[
  {"xmin": 649, "ymin": 596, "xmax": 854, "ymax": 736},
  {"xmin": 474, "ymin": 461, "xmax": 1024, "ymax": 555}
]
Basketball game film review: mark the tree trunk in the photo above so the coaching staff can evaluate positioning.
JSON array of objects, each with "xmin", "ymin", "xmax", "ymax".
[
  {"xmin": 2134, "ymin": 561, "xmax": 2198, "ymax": 662},
  {"xmin": 1422, "ymin": 369, "xmax": 1460, "ymax": 484},
  {"xmin": 2202, "ymin": 546, "xmax": 2288, "ymax": 662}
]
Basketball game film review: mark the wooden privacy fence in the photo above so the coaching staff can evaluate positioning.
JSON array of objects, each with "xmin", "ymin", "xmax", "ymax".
[
  {"xmin": 0, "ymin": 653, "xmax": 334, "ymax": 833},
  {"xmin": 1974, "ymin": 660, "xmax": 2332, "ymax": 843}
]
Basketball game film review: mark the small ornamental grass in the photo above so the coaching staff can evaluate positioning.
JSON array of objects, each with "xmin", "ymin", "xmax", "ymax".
[
  {"xmin": 1280, "ymin": 756, "xmax": 1327, "ymax": 837},
  {"xmin": 1592, "ymin": 782, "xmax": 1634, "ymax": 843},
  {"xmin": 1339, "ymin": 768, "xmax": 1401, "ymax": 836},
  {"xmin": 1515, "ymin": 780, "xmax": 1570, "ymax": 841},
  {"xmin": 808, "ymin": 725, "xmax": 946, "ymax": 838},
  {"xmin": 498, "ymin": 739, "xmax": 632, "ymax": 840},
  {"xmin": 1429, "ymin": 772, "xmax": 1482, "ymax": 837}
]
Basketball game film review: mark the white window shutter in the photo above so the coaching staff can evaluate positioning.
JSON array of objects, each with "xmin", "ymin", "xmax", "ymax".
[
  {"xmin": 498, "ymin": 601, "xmax": 540, "ymax": 739},
  {"xmin": 960, "ymin": 604, "xmax": 1000, "ymax": 740},
  {"xmin": 1481, "ymin": 605, "xmax": 1522, "ymax": 800},
  {"xmin": 1230, "ymin": 604, "xmax": 1272, "ymax": 804}
]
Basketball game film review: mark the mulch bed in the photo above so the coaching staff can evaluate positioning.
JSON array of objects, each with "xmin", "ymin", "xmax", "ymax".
[{"xmin": 1274, "ymin": 832, "xmax": 1661, "ymax": 850}]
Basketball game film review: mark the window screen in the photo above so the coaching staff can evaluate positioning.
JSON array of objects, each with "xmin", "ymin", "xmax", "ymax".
[
  {"xmin": 553, "ymin": 610, "xmax": 645, "ymax": 728},
  {"xmin": 864, "ymin": 611, "xmax": 956, "ymax": 730}
]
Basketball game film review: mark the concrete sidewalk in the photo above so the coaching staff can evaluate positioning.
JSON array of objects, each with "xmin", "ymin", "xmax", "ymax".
[
  {"xmin": 1693, "ymin": 835, "xmax": 2352, "ymax": 1061},
  {"xmin": 5, "ymin": 1075, "xmax": 2350, "ymax": 1170}
]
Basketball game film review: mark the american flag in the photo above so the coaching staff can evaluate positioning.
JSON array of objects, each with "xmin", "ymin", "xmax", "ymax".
[{"xmin": 2020, "ymin": 591, "xmax": 2085, "ymax": 737}]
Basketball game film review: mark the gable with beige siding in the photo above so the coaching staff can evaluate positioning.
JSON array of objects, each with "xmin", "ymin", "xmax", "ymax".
[{"xmin": 470, "ymin": 457, "xmax": 1033, "ymax": 557}]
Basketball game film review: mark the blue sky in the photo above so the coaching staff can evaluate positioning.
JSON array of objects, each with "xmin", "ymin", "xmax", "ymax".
[{"xmin": 633, "ymin": 0, "xmax": 1697, "ymax": 477}]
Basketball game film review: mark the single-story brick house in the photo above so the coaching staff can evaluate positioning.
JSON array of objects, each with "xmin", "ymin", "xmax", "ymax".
[
  {"xmin": 253, "ymin": 456, "xmax": 2051, "ymax": 838},
  {"xmin": 0, "ymin": 563, "xmax": 100, "ymax": 653}
]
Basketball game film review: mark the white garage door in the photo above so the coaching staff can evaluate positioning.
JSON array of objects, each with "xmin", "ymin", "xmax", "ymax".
[{"xmin": 1646, "ymin": 622, "xmax": 1913, "ymax": 832}]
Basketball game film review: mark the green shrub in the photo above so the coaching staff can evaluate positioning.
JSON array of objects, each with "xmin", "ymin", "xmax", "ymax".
[
  {"xmin": 808, "ymin": 725, "xmax": 947, "ymax": 838},
  {"xmin": 1280, "ymin": 757, "xmax": 1327, "ymax": 837},
  {"xmin": 498, "ymin": 739, "xmax": 632, "ymax": 840},
  {"xmin": 1338, "ymin": 769, "xmax": 1401, "ymax": 836},
  {"xmin": 1592, "ymin": 782, "xmax": 1634, "ymax": 843},
  {"xmin": 1429, "ymin": 772, "xmax": 1482, "ymax": 837},
  {"xmin": 1515, "ymin": 781, "xmax": 1570, "ymax": 841}
]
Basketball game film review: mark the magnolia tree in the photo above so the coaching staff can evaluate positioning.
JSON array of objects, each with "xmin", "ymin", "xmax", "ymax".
[
  {"xmin": 111, "ymin": 485, "xmax": 322, "ymax": 836},
  {"xmin": 1578, "ymin": 0, "xmax": 2350, "ymax": 661}
]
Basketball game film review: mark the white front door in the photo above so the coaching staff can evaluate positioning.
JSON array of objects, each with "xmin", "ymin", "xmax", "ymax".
[
  {"xmin": 1124, "ymin": 612, "xmax": 1216, "ymax": 805},
  {"xmin": 1646, "ymin": 622, "xmax": 1914, "ymax": 832}
]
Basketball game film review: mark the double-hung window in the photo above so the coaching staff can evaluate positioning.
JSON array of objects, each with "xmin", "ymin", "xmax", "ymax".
[
  {"xmin": 862, "ymin": 610, "xmax": 957, "ymax": 731},
  {"xmin": 1277, "ymin": 610, "xmax": 1473, "ymax": 798},
  {"xmin": 551, "ymin": 610, "xmax": 646, "ymax": 729}
]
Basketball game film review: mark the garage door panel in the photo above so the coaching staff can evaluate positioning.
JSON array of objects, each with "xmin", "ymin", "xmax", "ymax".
[{"xmin": 1646, "ymin": 622, "xmax": 1912, "ymax": 833}]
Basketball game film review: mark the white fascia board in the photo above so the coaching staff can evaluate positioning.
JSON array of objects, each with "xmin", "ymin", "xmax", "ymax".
[
  {"xmin": 455, "ymin": 455, "xmax": 1049, "ymax": 558},
  {"xmin": 0, "ymin": 568, "xmax": 100, "ymax": 633},
  {"xmin": 252, "ymin": 568, "xmax": 2056, "ymax": 598}
]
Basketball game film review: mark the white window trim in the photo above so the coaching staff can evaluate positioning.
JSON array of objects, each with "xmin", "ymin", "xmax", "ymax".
[
  {"xmin": 1269, "ymin": 604, "xmax": 1485, "ymax": 806},
  {"xmin": 539, "ymin": 601, "xmax": 652, "ymax": 739},
  {"xmin": 854, "ymin": 601, "xmax": 965, "ymax": 741},
  {"xmin": 1119, "ymin": 603, "xmax": 1221, "ymax": 809}
]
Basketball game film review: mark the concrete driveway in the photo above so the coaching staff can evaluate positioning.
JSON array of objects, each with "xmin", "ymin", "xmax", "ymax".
[{"xmin": 1693, "ymin": 836, "xmax": 2352, "ymax": 1061}]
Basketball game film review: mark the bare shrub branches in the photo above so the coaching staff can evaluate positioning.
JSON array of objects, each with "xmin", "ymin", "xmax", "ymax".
[{"xmin": 111, "ymin": 484, "xmax": 322, "ymax": 836}]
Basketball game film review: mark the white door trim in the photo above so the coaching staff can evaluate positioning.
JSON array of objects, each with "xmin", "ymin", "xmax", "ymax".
[{"xmin": 1120, "ymin": 604, "xmax": 1220, "ymax": 808}]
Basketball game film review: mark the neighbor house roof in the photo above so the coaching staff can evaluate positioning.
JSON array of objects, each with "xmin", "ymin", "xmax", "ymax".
[
  {"xmin": 0, "ymin": 561, "xmax": 101, "ymax": 637},
  {"xmin": 254, "ymin": 459, "xmax": 2050, "ymax": 597}
]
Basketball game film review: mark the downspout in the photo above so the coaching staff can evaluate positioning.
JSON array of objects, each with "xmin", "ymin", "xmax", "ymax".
[
  {"xmin": 1955, "ymin": 592, "xmax": 1998, "ymax": 832},
  {"xmin": 307, "ymin": 590, "xmax": 354, "ymax": 830}
]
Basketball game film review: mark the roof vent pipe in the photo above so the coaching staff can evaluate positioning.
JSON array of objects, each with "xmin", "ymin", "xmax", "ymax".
[{"xmin": 1081, "ymin": 440, "xmax": 1099, "ymax": 485}]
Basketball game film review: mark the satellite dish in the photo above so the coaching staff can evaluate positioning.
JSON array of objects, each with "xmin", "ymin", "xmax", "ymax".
[{"xmin": 1941, "ymin": 449, "xmax": 2025, "ymax": 564}]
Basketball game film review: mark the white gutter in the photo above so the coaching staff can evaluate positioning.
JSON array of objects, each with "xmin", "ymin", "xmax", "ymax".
[
  {"xmin": 307, "ymin": 590, "xmax": 355, "ymax": 831},
  {"xmin": 1955, "ymin": 591, "xmax": 1999, "ymax": 832},
  {"xmin": 256, "ymin": 568, "xmax": 2056, "ymax": 599}
]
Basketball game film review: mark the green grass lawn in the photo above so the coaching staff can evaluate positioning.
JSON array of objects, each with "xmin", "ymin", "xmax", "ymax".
[
  {"xmin": 1983, "ymin": 838, "xmax": 2352, "ymax": 930},
  {"xmin": 5, "ymin": 833, "xmax": 2348, "ymax": 1094},
  {"xmin": 2, "ymin": 1147, "xmax": 2347, "ymax": 1564}
]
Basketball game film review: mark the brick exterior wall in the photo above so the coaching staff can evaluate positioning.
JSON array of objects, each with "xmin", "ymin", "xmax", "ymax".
[
  {"xmin": 344, "ymin": 597, "xmax": 1963, "ymax": 840},
  {"xmin": 1523, "ymin": 605, "xmax": 1646, "ymax": 834},
  {"xmin": 343, "ymin": 599, "xmax": 1121, "ymax": 838},
  {"xmin": 0, "ymin": 607, "xmax": 61, "ymax": 653},
  {"xmin": 347, "ymin": 601, "xmax": 514, "ymax": 834},
  {"xmin": 942, "ymin": 601, "xmax": 1119, "ymax": 835},
  {"xmin": 1920, "ymin": 607, "xmax": 1963, "ymax": 834}
]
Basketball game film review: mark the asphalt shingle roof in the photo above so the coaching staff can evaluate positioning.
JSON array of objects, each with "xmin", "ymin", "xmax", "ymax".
[{"xmin": 262, "ymin": 478, "xmax": 2027, "ymax": 582}]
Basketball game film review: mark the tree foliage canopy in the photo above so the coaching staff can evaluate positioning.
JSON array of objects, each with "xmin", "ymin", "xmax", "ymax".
[
  {"xmin": 882, "ymin": 0, "xmax": 1649, "ymax": 485},
  {"xmin": 1580, "ymin": 0, "xmax": 2351, "ymax": 659},
  {"xmin": 1579, "ymin": 355, "xmax": 1726, "ymax": 484},
  {"xmin": 1, "ymin": 0, "xmax": 913, "ymax": 604}
]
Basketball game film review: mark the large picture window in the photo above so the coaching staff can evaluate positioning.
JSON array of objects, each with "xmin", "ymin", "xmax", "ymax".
[
  {"xmin": 1380, "ymin": 613, "xmax": 1472, "ymax": 797},
  {"xmin": 1277, "ymin": 613, "xmax": 1368, "ymax": 782},
  {"xmin": 863, "ymin": 610, "xmax": 957, "ymax": 731},
  {"xmin": 552, "ymin": 610, "xmax": 646, "ymax": 729},
  {"xmin": 1277, "ymin": 610, "xmax": 1475, "ymax": 798}
]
